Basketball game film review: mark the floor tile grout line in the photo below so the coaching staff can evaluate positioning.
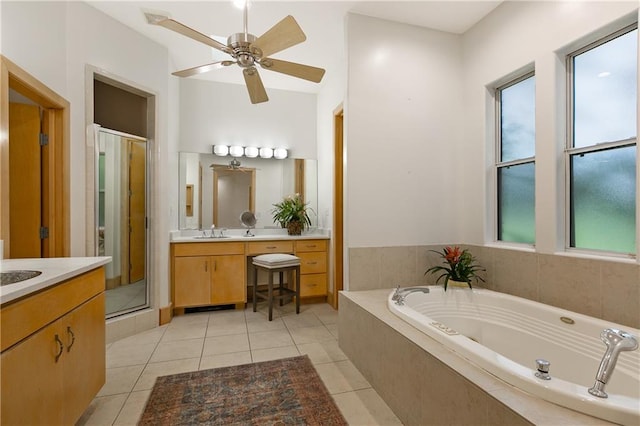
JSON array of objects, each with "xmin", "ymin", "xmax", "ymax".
[{"xmin": 106, "ymin": 324, "xmax": 169, "ymax": 426}]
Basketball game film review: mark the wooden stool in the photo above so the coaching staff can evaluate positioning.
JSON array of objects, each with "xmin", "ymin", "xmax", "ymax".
[{"xmin": 252, "ymin": 254, "xmax": 301, "ymax": 321}]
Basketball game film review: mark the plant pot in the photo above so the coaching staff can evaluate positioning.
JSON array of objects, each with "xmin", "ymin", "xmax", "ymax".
[
  {"xmin": 287, "ymin": 221, "xmax": 302, "ymax": 236},
  {"xmin": 446, "ymin": 279, "xmax": 470, "ymax": 289}
]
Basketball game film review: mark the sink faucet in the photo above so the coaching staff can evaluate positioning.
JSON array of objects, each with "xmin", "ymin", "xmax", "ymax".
[
  {"xmin": 392, "ymin": 285, "xmax": 430, "ymax": 305},
  {"xmin": 588, "ymin": 328, "xmax": 638, "ymax": 398}
]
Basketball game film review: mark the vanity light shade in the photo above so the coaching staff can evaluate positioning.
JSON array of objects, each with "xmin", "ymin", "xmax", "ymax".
[
  {"xmin": 259, "ymin": 147, "xmax": 273, "ymax": 159},
  {"xmin": 274, "ymin": 148, "xmax": 288, "ymax": 159},
  {"xmin": 229, "ymin": 145, "xmax": 244, "ymax": 157},
  {"xmin": 213, "ymin": 145, "xmax": 229, "ymax": 156},
  {"xmin": 244, "ymin": 146, "xmax": 259, "ymax": 158}
]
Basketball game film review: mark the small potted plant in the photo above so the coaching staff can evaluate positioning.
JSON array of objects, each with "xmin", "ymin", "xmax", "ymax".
[
  {"xmin": 271, "ymin": 193, "xmax": 312, "ymax": 235},
  {"xmin": 425, "ymin": 246, "xmax": 485, "ymax": 291}
]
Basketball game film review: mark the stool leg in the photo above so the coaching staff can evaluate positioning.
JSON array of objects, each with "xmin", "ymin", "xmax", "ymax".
[
  {"xmin": 252, "ymin": 265, "xmax": 258, "ymax": 313},
  {"xmin": 279, "ymin": 271, "xmax": 284, "ymax": 306},
  {"xmin": 268, "ymin": 271, "xmax": 274, "ymax": 321},
  {"xmin": 295, "ymin": 265, "xmax": 300, "ymax": 315}
]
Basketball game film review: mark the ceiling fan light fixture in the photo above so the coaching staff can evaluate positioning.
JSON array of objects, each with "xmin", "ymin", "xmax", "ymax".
[
  {"xmin": 213, "ymin": 145, "xmax": 229, "ymax": 156},
  {"xmin": 229, "ymin": 145, "xmax": 244, "ymax": 157},
  {"xmin": 244, "ymin": 146, "xmax": 259, "ymax": 158},
  {"xmin": 274, "ymin": 147, "xmax": 288, "ymax": 159},
  {"xmin": 259, "ymin": 147, "xmax": 273, "ymax": 159}
]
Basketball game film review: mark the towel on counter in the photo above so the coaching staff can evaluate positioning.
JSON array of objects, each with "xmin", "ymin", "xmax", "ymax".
[{"xmin": 252, "ymin": 253, "xmax": 300, "ymax": 269}]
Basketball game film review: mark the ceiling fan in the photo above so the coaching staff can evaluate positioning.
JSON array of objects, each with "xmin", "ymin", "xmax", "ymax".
[{"xmin": 144, "ymin": 5, "xmax": 326, "ymax": 104}]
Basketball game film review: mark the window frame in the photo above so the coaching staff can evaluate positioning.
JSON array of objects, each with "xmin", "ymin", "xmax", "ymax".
[
  {"xmin": 564, "ymin": 23, "xmax": 638, "ymax": 257},
  {"xmin": 495, "ymin": 71, "xmax": 536, "ymax": 245}
]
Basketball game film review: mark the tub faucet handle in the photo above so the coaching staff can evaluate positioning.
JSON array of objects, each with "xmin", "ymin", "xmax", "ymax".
[{"xmin": 535, "ymin": 358, "xmax": 551, "ymax": 380}]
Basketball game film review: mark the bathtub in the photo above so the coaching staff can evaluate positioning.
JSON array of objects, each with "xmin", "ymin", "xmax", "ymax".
[{"xmin": 387, "ymin": 286, "xmax": 640, "ymax": 425}]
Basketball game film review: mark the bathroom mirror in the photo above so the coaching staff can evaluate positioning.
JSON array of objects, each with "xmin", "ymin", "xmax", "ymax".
[{"xmin": 178, "ymin": 152, "xmax": 318, "ymax": 230}]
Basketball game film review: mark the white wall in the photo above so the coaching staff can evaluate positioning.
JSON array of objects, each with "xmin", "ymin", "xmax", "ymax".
[
  {"xmin": 2, "ymin": 1, "xmax": 175, "ymax": 308},
  {"xmin": 178, "ymin": 79, "xmax": 318, "ymax": 159},
  {"xmin": 345, "ymin": 13, "xmax": 464, "ymax": 248},
  {"xmin": 460, "ymin": 1, "xmax": 639, "ymax": 254},
  {"xmin": 1, "ymin": 2, "xmax": 68, "ymax": 95}
]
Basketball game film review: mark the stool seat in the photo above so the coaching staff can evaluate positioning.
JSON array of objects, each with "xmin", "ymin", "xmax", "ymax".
[
  {"xmin": 253, "ymin": 253, "xmax": 300, "ymax": 268},
  {"xmin": 252, "ymin": 254, "xmax": 300, "ymax": 321}
]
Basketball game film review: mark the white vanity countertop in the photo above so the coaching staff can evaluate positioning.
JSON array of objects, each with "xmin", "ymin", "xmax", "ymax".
[
  {"xmin": 0, "ymin": 257, "xmax": 111, "ymax": 305},
  {"xmin": 170, "ymin": 229, "xmax": 330, "ymax": 243}
]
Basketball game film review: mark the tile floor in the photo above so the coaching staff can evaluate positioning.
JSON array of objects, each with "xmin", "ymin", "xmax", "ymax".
[{"xmin": 77, "ymin": 302, "xmax": 403, "ymax": 425}]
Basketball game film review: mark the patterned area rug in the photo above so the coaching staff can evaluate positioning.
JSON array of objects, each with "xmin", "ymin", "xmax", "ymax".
[{"xmin": 139, "ymin": 355, "xmax": 348, "ymax": 425}]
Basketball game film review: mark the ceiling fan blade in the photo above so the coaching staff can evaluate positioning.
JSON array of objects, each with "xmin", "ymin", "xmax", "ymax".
[
  {"xmin": 144, "ymin": 12, "xmax": 229, "ymax": 53},
  {"xmin": 172, "ymin": 61, "xmax": 235, "ymax": 78},
  {"xmin": 243, "ymin": 67, "xmax": 269, "ymax": 104},
  {"xmin": 260, "ymin": 58, "xmax": 325, "ymax": 83},
  {"xmin": 251, "ymin": 15, "xmax": 306, "ymax": 58}
]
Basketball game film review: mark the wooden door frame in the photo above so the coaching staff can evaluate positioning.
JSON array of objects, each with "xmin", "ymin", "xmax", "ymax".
[
  {"xmin": 331, "ymin": 105, "xmax": 344, "ymax": 309},
  {"xmin": 1, "ymin": 55, "xmax": 70, "ymax": 258}
]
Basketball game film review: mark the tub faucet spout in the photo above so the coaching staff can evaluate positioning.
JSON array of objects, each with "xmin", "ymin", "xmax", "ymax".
[
  {"xmin": 392, "ymin": 286, "xmax": 430, "ymax": 305},
  {"xmin": 588, "ymin": 328, "xmax": 638, "ymax": 398}
]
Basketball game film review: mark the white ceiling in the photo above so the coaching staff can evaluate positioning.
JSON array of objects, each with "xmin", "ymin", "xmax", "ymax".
[{"xmin": 87, "ymin": 1, "xmax": 502, "ymax": 94}]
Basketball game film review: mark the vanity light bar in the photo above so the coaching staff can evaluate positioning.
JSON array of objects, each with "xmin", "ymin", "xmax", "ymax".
[{"xmin": 212, "ymin": 145, "xmax": 287, "ymax": 159}]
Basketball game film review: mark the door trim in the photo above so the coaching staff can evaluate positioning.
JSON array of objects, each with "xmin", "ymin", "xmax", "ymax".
[
  {"xmin": 1, "ymin": 55, "xmax": 70, "ymax": 258},
  {"xmin": 331, "ymin": 105, "xmax": 344, "ymax": 309}
]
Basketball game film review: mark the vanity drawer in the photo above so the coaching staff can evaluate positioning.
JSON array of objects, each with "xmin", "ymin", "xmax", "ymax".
[
  {"xmin": 173, "ymin": 242, "xmax": 244, "ymax": 257},
  {"xmin": 295, "ymin": 239, "xmax": 327, "ymax": 253},
  {"xmin": 246, "ymin": 241, "xmax": 294, "ymax": 255},
  {"xmin": 299, "ymin": 274, "xmax": 327, "ymax": 297},
  {"xmin": 298, "ymin": 252, "xmax": 327, "ymax": 274}
]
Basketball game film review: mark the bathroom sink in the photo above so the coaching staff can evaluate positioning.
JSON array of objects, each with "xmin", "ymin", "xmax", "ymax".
[{"xmin": 1, "ymin": 270, "xmax": 42, "ymax": 286}]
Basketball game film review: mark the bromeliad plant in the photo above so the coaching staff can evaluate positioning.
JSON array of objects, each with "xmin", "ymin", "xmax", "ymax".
[
  {"xmin": 271, "ymin": 193, "xmax": 312, "ymax": 235},
  {"xmin": 425, "ymin": 246, "xmax": 485, "ymax": 291}
]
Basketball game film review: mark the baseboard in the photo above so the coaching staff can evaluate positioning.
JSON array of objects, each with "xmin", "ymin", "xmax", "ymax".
[{"xmin": 159, "ymin": 303, "xmax": 173, "ymax": 325}]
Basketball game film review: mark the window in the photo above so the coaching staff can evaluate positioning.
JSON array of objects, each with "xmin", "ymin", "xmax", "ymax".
[
  {"xmin": 568, "ymin": 25, "xmax": 637, "ymax": 255},
  {"xmin": 496, "ymin": 73, "xmax": 536, "ymax": 244}
]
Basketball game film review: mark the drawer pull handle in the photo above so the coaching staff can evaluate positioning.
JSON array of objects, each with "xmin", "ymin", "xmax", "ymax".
[
  {"xmin": 306, "ymin": 245, "xmax": 317, "ymax": 248},
  {"xmin": 266, "ymin": 246, "xmax": 277, "ymax": 249},
  {"xmin": 66, "ymin": 326, "xmax": 75, "ymax": 352},
  {"xmin": 307, "ymin": 261, "xmax": 318, "ymax": 265},
  {"xmin": 54, "ymin": 334, "xmax": 64, "ymax": 362}
]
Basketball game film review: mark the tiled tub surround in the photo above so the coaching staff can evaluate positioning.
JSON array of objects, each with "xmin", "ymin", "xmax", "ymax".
[
  {"xmin": 339, "ymin": 290, "xmax": 619, "ymax": 426},
  {"xmin": 348, "ymin": 245, "xmax": 640, "ymax": 329}
]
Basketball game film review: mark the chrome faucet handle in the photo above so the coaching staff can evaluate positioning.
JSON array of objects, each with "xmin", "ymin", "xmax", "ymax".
[
  {"xmin": 535, "ymin": 359, "xmax": 551, "ymax": 380},
  {"xmin": 221, "ymin": 228, "xmax": 227, "ymax": 237},
  {"xmin": 392, "ymin": 286, "xmax": 406, "ymax": 305}
]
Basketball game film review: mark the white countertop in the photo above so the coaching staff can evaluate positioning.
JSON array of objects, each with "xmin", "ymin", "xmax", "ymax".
[
  {"xmin": 0, "ymin": 257, "xmax": 111, "ymax": 305},
  {"xmin": 170, "ymin": 229, "xmax": 330, "ymax": 243}
]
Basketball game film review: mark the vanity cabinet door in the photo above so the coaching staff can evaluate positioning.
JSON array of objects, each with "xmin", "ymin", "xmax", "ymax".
[
  {"xmin": 1, "ymin": 317, "xmax": 65, "ymax": 425},
  {"xmin": 174, "ymin": 256, "xmax": 212, "ymax": 307},
  {"xmin": 211, "ymin": 254, "xmax": 246, "ymax": 305},
  {"xmin": 62, "ymin": 293, "xmax": 106, "ymax": 425}
]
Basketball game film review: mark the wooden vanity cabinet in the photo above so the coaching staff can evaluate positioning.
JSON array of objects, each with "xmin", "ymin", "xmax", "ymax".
[
  {"xmin": 172, "ymin": 242, "xmax": 246, "ymax": 309},
  {"xmin": 0, "ymin": 267, "xmax": 106, "ymax": 425},
  {"xmin": 171, "ymin": 238, "xmax": 329, "ymax": 312},
  {"xmin": 295, "ymin": 239, "xmax": 328, "ymax": 298}
]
